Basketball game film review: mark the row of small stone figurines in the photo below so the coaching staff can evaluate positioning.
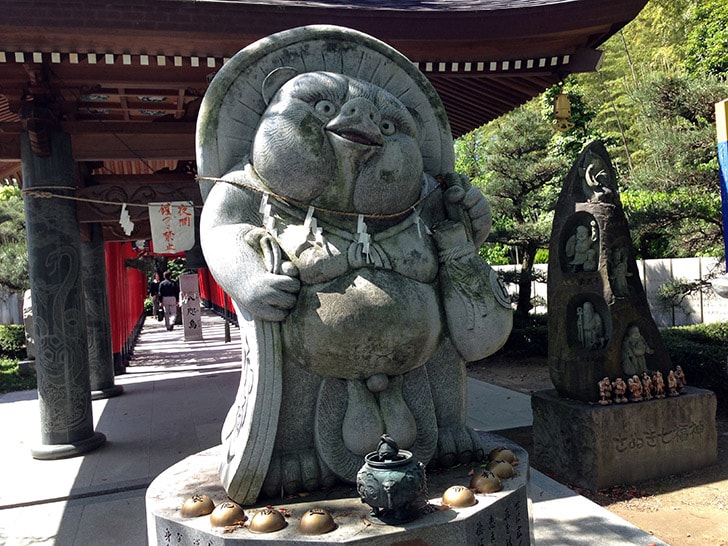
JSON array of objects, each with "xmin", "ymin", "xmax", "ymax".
[{"xmin": 597, "ymin": 366, "xmax": 687, "ymax": 405}]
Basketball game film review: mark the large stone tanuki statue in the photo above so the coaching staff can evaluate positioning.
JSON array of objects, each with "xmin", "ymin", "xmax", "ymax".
[{"xmin": 197, "ymin": 26, "xmax": 513, "ymax": 505}]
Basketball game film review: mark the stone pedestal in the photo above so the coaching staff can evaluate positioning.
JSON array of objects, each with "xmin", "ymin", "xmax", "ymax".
[
  {"xmin": 532, "ymin": 387, "xmax": 717, "ymax": 490},
  {"xmin": 146, "ymin": 433, "xmax": 533, "ymax": 546}
]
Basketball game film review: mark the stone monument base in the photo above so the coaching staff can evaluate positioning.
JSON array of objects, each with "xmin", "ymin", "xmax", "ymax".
[
  {"xmin": 146, "ymin": 432, "xmax": 532, "ymax": 546},
  {"xmin": 532, "ymin": 386, "xmax": 717, "ymax": 490}
]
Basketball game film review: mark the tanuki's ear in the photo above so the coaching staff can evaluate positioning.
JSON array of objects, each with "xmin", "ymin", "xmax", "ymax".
[{"xmin": 262, "ymin": 67, "xmax": 299, "ymax": 105}]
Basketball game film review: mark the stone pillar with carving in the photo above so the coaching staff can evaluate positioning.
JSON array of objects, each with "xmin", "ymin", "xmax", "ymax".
[
  {"xmin": 21, "ymin": 130, "xmax": 106, "ymax": 459},
  {"xmin": 81, "ymin": 222, "xmax": 124, "ymax": 400},
  {"xmin": 179, "ymin": 273, "xmax": 203, "ymax": 341}
]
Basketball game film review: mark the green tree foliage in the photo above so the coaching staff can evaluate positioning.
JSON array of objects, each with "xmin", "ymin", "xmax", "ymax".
[
  {"xmin": 584, "ymin": 1, "xmax": 728, "ymax": 260},
  {"xmin": 573, "ymin": 0, "xmax": 697, "ymax": 176},
  {"xmin": 623, "ymin": 74, "xmax": 727, "ymax": 258},
  {"xmin": 684, "ymin": 0, "xmax": 728, "ymax": 77},
  {"xmin": 470, "ymin": 1, "xmax": 728, "ymax": 266},
  {"xmin": 0, "ymin": 185, "xmax": 21, "ymax": 201},
  {"xmin": 455, "ymin": 0, "xmax": 728, "ymax": 321},
  {"xmin": 0, "ymin": 190, "xmax": 29, "ymax": 291},
  {"xmin": 457, "ymin": 102, "xmax": 571, "ymax": 320},
  {"xmin": 456, "ymin": 78, "xmax": 611, "ymax": 320}
]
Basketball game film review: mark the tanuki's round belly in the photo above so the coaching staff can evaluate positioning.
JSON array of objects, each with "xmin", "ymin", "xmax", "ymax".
[{"xmin": 282, "ymin": 268, "xmax": 442, "ymax": 379}]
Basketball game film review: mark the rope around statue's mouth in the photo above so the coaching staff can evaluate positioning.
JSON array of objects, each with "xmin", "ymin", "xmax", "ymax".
[{"xmin": 328, "ymin": 129, "xmax": 383, "ymax": 147}]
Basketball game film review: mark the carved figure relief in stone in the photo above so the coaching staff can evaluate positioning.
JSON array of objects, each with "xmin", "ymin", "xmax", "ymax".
[
  {"xmin": 576, "ymin": 301, "xmax": 605, "ymax": 349},
  {"xmin": 608, "ymin": 246, "xmax": 632, "ymax": 297},
  {"xmin": 565, "ymin": 221, "xmax": 598, "ymax": 272},
  {"xmin": 579, "ymin": 148, "xmax": 615, "ymax": 203},
  {"xmin": 621, "ymin": 325, "xmax": 654, "ymax": 376},
  {"xmin": 548, "ymin": 142, "xmax": 673, "ymax": 402},
  {"xmin": 196, "ymin": 26, "xmax": 513, "ymax": 504}
]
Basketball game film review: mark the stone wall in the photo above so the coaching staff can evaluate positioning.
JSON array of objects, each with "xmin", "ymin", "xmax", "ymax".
[
  {"xmin": 0, "ymin": 289, "xmax": 23, "ymax": 325},
  {"xmin": 495, "ymin": 256, "xmax": 728, "ymax": 326}
]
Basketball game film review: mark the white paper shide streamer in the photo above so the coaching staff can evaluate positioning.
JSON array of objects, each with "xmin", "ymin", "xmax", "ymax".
[{"xmin": 119, "ymin": 203, "xmax": 135, "ymax": 236}]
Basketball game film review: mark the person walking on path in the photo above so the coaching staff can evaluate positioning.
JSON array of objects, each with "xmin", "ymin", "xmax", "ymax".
[
  {"xmin": 148, "ymin": 271, "xmax": 162, "ymax": 321},
  {"xmin": 158, "ymin": 270, "xmax": 179, "ymax": 331}
]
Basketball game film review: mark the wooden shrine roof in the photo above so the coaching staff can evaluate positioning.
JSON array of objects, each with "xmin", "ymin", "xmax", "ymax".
[{"xmin": 0, "ymin": 0, "xmax": 647, "ymax": 240}]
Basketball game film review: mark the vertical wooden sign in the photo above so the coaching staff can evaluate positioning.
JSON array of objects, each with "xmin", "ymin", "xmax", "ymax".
[{"xmin": 179, "ymin": 273, "xmax": 203, "ymax": 341}]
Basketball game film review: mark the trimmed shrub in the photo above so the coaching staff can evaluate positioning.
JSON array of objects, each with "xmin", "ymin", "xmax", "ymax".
[
  {"xmin": 0, "ymin": 357, "xmax": 36, "ymax": 393},
  {"xmin": 501, "ymin": 314, "xmax": 549, "ymax": 357},
  {"xmin": 497, "ymin": 318, "xmax": 727, "ymax": 412},
  {"xmin": 0, "ymin": 325, "xmax": 25, "ymax": 359},
  {"xmin": 662, "ymin": 322, "xmax": 728, "ymax": 413}
]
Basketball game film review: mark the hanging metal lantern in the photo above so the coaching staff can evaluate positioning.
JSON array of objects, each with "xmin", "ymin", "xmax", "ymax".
[{"xmin": 553, "ymin": 92, "xmax": 575, "ymax": 132}]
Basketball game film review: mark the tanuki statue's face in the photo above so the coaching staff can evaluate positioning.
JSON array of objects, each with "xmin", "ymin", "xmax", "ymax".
[{"xmin": 252, "ymin": 71, "xmax": 423, "ymax": 220}]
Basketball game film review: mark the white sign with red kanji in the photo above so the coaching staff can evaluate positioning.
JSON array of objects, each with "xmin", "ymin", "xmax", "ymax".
[{"xmin": 149, "ymin": 201, "xmax": 194, "ymax": 253}]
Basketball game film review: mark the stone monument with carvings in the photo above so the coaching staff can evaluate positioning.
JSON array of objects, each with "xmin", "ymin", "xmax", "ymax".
[
  {"xmin": 533, "ymin": 141, "xmax": 717, "ymax": 490},
  {"xmin": 546, "ymin": 141, "xmax": 672, "ymax": 400}
]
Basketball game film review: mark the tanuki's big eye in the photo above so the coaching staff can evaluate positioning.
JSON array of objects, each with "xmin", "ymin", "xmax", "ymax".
[
  {"xmin": 380, "ymin": 119, "xmax": 396, "ymax": 136},
  {"xmin": 315, "ymin": 100, "xmax": 336, "ymax": 116}
]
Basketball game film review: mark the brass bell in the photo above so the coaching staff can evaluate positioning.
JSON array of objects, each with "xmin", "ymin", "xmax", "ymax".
[
  {"xmin": 180, "ymin": 494, "xmax": 215, "ymax": 518},
  {"xmin": 298, "ymin": 508, "xmax": 336, "ymax": 535},
  {"xmin": 209, "ymin": 501, "xmax": 246, "ymax": 527},
  {"xmin": 469, "ymin": 470, "xmax": 502, "ymax": 493},
  {"xmin": 486, "ymin": 460, "xmax": 516, "ymax": 479},
  {"xmin": 248, "ymin": 508, "xmax": 287, "ymax": 533},
  {"xmin": 553, "ymin": 92, "xmax": 575, "ymax": 132},
  {"xmin": 441, "ymin": 485, "xmax": 476, "ymax": 508}
]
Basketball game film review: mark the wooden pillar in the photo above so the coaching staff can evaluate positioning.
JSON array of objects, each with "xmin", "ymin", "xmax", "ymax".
[{"xmin": 21, "ymin": 130, "xmax": 106, "ymax": 459}]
